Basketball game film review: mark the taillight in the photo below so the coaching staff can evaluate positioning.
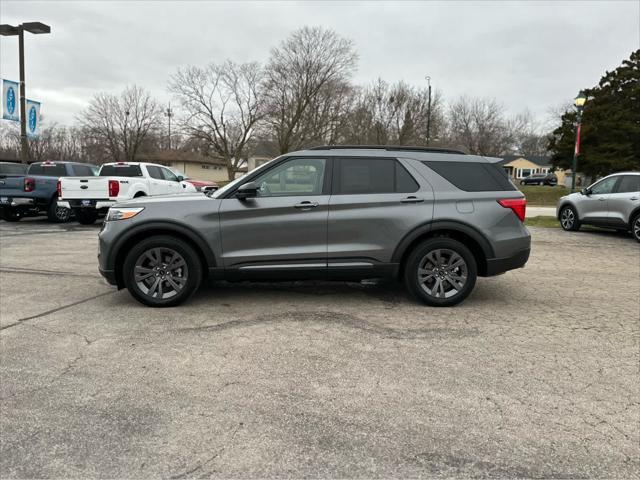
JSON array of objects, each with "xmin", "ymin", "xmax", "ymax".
[
  {"xmin": 498, "ymin": 198, "xmax": 527, "ymax": 222},
  {"xmin": 57, "ymin": 179, "xmax": 62, "ymax": 198},
  {"xmin": 108, "ymin": 179, "xmax": 120, "ymax": 197},
  {"xmin": 24, "ymin": 177, "xmax": 35, "ymax": 192}
]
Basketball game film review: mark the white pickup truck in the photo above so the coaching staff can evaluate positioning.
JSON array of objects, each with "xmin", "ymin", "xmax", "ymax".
[{"xmin": 58, "ymin": 162, "xmax": 197, "ymax": 224}]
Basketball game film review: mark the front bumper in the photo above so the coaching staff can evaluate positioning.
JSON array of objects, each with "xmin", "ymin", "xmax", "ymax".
[{"xmin": 485, "ymin": 248, "xmax": 531, "ymax": 276}]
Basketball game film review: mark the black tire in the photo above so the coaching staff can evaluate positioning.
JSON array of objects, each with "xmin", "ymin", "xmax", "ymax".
[
  {"xmin": 404, "ymin": 237, "xmax": 478, "ymax": 307},
  {"xmin": 559, "ymin": 205, "xmax": 580, "ymax": 231},
  {"xmin": 631, "ymin": 212, "xmax": 640, "ymax": 243},
  {"xmin": 520, "ymin": 181, "xmax": 525, "ymax": 185},
  {"xmin": 0, "ymin": 208, "xmax": 21, "ymax": 222},
  {"xmin": 47, "ymin": 197, "xmax": 71, "ymax": 223},
  {"xmin": 123, "ymin": 235, "xmax": 202, "ymax": 307},
  {"xmin": 75, "ymin": 209, "xmax": 98, "ymax": 225}
]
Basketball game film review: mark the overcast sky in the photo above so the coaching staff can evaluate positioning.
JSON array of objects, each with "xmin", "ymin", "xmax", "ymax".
[{"xmin": 1, "ymin": 0, "xmax": 638, "ymax": 130}]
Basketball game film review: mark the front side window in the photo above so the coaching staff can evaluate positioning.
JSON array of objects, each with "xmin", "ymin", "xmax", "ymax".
[
  {"xmin": 160, "ymin": 167, "xmax": 179, "ymax": 182},
  {"xmin": 253, "ymin": 158, "xmax": 326, "ymax": 197},
  {"xmin": 590, "ymin": 176, "xmax": 618, "ymax": 195},
  {"xmin": 616, "ymin": 175, "xmax": 640, "ymax": 193}
]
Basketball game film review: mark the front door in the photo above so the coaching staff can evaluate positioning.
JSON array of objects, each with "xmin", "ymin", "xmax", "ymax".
[
  {"xmin": 159, "ymin": 166, "xmax": 184, "ymax": 194},
  {"xmin": 218, "ymin": 157, "xmax": 330, "ymax": 275},
  {"xmin": 145, "ymin": 165, "xmax": 169, "ymax": 195},
  {"xmin": 578, "ymin": 176, "xmax": 619, "ymax": 223}
]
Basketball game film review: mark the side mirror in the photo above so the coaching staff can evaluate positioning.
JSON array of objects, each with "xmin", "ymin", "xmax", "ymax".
[
  {"xmin": 581, "ymin": 188, "xmax": 590, "ymax": 195},
  {"xmin": 177, "ymin": 175, "xmax": 184, "ymax": 182},
  {"xmin": 236, "ymin": 181, "xmax": 258, "ymax": 200}
]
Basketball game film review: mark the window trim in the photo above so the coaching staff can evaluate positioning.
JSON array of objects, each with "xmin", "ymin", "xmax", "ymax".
[
  {"xmin": 331, "ymin": 156, "xmax": 420, "ymax": 195},
  {"xmin": 221, "ymin": 156, "xmax": 332, "ymax": 199}
]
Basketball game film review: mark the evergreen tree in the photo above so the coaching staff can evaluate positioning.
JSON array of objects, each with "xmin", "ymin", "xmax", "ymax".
[{"xmin": 548, "ymin": 50, "xmax": 640, "ymax": 177}]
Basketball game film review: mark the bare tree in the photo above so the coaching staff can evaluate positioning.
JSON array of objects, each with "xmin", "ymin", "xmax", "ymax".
[
  {"xmin": 170, "ymin": 61, "xmax": 264, "ymax": 180},
  {"xmin": 78, "ymin": 85, "xmax": 162, "ymax": 163},
  {"xmin": 447, "ymin": 96, "xmax": 515, "ymax": 156},
  {"xmin": 263, "ymin": 26, "xmax": 358, "ymax": 153}
]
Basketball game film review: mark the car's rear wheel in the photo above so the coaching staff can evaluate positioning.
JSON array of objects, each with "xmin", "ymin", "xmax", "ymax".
[
  {"xmin": 75, "ymin": 209, "xmax": 98, "ymax": 225},
  {"xmin": 47, "ymin": 198, "xmax": 71, "ymax": 223},
  {"xmin": 404, "ymin": 238, "xmax": 477, "ymax": 307},
  {"xmin": 632, "ymin": 212, "xmax": 640, "ymax": 243},
  {"xmin": 123, "ymin": 235, "xmax": 202, "ymax": 307},
  {"xmin": 559, "ymin": 205, "xmax": 580, "ymax": 231}
]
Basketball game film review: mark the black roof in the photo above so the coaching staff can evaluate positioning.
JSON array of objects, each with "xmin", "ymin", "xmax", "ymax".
[{"xmin": 309, "ymin": 145, "xmax": 466, "ymax": 155}]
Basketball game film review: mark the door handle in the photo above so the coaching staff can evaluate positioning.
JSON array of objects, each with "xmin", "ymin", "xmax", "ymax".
[
  {"xmin": 630, "ymin": 197, "xmax": 638, "ymax": 201},
  {"xmin": 294, "ymin": 201, "xmax": 319, "ymax": 209},
  {"xmin": 598, "ymin": 197, "xmax": 606, "ymax": 201},
  {"xmin": 401, "ymin": 196, "xmax": 424, "ymax": 203}
]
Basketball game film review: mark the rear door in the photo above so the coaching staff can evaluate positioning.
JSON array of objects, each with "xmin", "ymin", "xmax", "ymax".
[
  {"xmin": 218, "ymin": 156, "xmax": 330, "ymax": 272},
  {"xmin": 327, "ymin": 157, "xmax": 433, "ymax": 271},
  {"xmin": 578, "ymin": 176, "xmax": 619, "ymax": 223},
  {"xmin": 608, "ymin": 174, "xmax": 640, "ymax": 226}
]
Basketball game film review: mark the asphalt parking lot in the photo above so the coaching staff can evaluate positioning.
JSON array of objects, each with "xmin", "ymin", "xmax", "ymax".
[{"xmin": 1, "ymin": 219, "xmax": 638, "ymax": 478}]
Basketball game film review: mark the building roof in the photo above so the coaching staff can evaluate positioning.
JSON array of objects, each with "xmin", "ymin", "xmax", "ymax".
[
  {"xmin": 496, "ymin": 155, "xmax": 551, "ymax": 167},
  {"xmin": 137, "ymin": 150, "xmax": 226, "ymax": 167}
]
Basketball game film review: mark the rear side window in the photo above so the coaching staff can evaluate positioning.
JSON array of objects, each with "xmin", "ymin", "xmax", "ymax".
[
  {"xmin": 27, "ymin": 163, "xmax": 68, "ymax": 177},
  {"xmin": 99, "ymin": 164, "xmax": 143, "ymax": 177},
  {"xmin": 422, "ymin": 161, "xmax": 516, "ymax": 192},
  {"xmin": 617, "ymin": 175, "xmax": 640, "ymax": 193},
  {"xmin": 71, "ymin": 164, "xmax": 96, "ymax": 177},
  {"xmin": 0, "ymin": 163, "xmax": 26, "ymax": 175},
  {"xmin": 334, "ymin": 158, "xmax": 419, "ymax": 194}
]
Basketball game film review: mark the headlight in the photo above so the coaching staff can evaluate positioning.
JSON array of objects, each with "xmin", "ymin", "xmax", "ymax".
[{"xmin": 106, "ymin": 207, "xmax": 144, "ymax": 222}]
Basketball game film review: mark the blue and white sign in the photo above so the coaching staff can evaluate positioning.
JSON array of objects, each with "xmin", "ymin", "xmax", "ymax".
[
  {"xmin": 2, "ymin": 79, "xmax": 19, "ymax": 122},
  {"xmin": 26, "ymin": 99, "xmax": 41, "ymax": 137}
]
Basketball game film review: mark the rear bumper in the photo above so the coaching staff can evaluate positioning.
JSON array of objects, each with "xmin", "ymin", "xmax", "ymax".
[
  {"xmin": 485, "ymin": 248, "xmax": 530, "ymax": 276},
  {"xmin": 0, "ymin": 197, "xmax": 36, "ymax": 207},
  {"xmin": 58, "ymin": 199, "xmax": 114, "ymax": 210}
]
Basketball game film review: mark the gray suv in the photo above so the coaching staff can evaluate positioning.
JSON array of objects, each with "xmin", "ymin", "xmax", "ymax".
[
  {"xmin": 557, "ymin": 172, "xmax": 640, "ymax": 241},
  {"xmin": 98, "ymin": 146, "xmax": 531, "ymax": 307}
]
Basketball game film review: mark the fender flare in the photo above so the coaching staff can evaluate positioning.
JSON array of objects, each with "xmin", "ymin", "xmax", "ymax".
[
  {"xmin": 107, "ymin": 220, "xmax": 217, "ymax": 272},
  {"xmin": 391, "ymin": 219, "xmax": 495, "ymax": 264}
]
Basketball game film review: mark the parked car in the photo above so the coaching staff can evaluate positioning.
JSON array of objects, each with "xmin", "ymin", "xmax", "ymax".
[
  {"xmin": 168, "ymin": 168, "xmax": 219, "ymax": 193},
  {"xmin": 58, "ymin": 162, "xmax": 197, "ymax": 225},
  {"xmin": 520, "ymin": 173, "xmax": 557, "ymax": 186},
  {"xmin": 557, "ymin": 172, "xmax": 640, "ymax": 242},
  {"xmin": 0, "ymin": 161, "xmax": 97, "ymax": 222},
  {"xmin": 98, "ymin": 146, "xmax": 531, "ymax": 308}
]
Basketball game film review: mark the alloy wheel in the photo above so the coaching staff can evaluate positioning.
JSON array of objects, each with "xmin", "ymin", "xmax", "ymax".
[
  {"xmin": 561, "ymin": 208, "xmax": 574, "ymax": 229},
  {"xmin": 56, "ymin": 204, "xmax": 70, "ymax": 222},
  {"xmin": 418, "ymin": 248, "xmax": 468, "ymax": 299},
  {"xmin": 634, "ymin": 217, "xmax": 640, "ymax": 240},
  {"xmin": 134, "ymin": 247, "xmax": 188, "ymax": 300}
]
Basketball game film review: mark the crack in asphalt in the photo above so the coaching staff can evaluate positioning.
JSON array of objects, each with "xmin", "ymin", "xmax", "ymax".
[
  {"xmin": 0, "ymin": 291, "xmax": 115, "ymax": 331},
  {"xmin": 0, "ymin": 267, "xmax": 97, "ymax": 278}
]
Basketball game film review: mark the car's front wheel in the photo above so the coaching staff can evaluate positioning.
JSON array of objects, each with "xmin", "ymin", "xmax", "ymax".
[
  {"xmin": 123, "ymin": 235, "xmax": 202, "ymax": 307},
  {"xmin": 404, "ymin": 238, "xmax": 477, "ymax": 307},
  {"xmin": 632, "ymin": 212, "xmax": 640, "ymax": 243},
  {"xmin": 559, "ymin": 205, "xmax": 580, "ymax": 231}
]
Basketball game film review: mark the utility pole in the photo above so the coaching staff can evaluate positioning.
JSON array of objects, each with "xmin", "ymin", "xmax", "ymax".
[
  {"xmin": 571, "ymin": 91, "xmax": 587, "ymax": 192},
  {"xmin": 164, "ymin": 102, "xmax": 173, "ymax": 150},
  {"xmin": 425, "ymin": 76, "xmax": 432, "ymax": 146}
]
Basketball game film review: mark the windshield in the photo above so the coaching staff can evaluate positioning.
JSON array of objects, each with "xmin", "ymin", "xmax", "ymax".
[{"xmin": 212, "ymin": 156, "xmax": 280, "ymax": 198}]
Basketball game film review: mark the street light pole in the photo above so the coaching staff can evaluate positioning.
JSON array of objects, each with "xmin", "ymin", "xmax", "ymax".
[
  {"xmin": 0, "ymin": 22, "xmax": 51, "ymax": 164},
  {"xmin": 164, "ymin": 102, "xmax": 173, "ymax": 150},
  {"xmin": 571, "ymin": 90, "xmax": 587, "ymax": 192},
  {"xmin": 18, "ymin": 26, "xmax": 28, "ymax": 164},
  {"xmin": 425, "ymin": 76, "xmax": 432, "ymax": 146}
]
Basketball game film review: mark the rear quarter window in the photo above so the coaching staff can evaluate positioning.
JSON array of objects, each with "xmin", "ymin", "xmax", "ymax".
[
  {"xmin": 422, "ymin": 161, "xmax": 516, "ymax": 192},
  {"xmin": 99, "ymin": 165, "xmax": 143, "ymax": 177}
]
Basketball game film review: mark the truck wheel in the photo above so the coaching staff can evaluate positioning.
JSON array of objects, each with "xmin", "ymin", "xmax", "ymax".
[
  {"xmin": 0, "ymin": 208, "xmax": 21, "ymax": 222},
  {"xmin": 75, "ymin": 209, "xmax": 98, "ymax": 225},
  {"xmin": 47, "ymin": 198, "xmax": 71, "ymax": 223},
  {"xmin": 404, "ymin": 238, "xmax": 477, "ymax": 307},
  {"xmin": 123, "ymin": 235, "xmax": 202, "ymax": 307}
]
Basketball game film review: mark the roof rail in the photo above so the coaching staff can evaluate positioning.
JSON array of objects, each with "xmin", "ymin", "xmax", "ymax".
[{"xmin": 308, "ymin": 145, "xmax": 466, "ymax": 155}]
